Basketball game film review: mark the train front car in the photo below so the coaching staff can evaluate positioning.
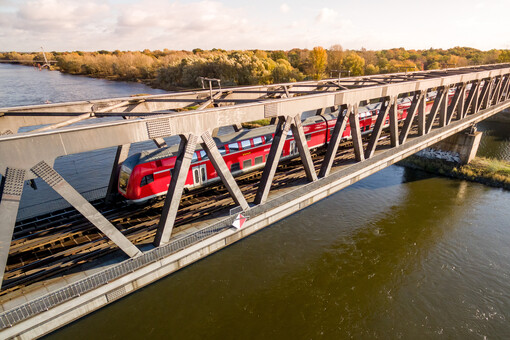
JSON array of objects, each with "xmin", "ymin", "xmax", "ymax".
[{"xmin": 118, "ymin": 148, "xmax": 180, "ymax": 203}]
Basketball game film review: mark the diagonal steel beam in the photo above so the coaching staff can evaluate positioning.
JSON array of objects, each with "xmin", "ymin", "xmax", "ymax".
[
  {"xmin": 254, "ymin": 116, "xmax": 293, "ymax": 205},
  {"xmin": 319, "ymin": 104, "xmax": 350, "ymax": 178},
  {"xmin": 466, "ymin": 80, "xmax": 481, "ymax": 116},
  {"xmin": 0, "ymin": 168, "xmax": 25, "ymax": 289},
  {"xmin": 455, "ymin": 84, "xmax": 466, "ymax": 121},
  {"xmin": 490, "ymin": 76, "xmax": 503, "ymax": 106},
  {"xmin": 496, "ymin": 75, "xmax": 509, "ymax": 104},
  {"xmin": 477, "ymin": 78, "xmax": 492, "ymax": 111},
  {"xmin": 201, "ymin": 131, "xmax": 249, "ymax": 211},
  {"xmin": 154, "ymin": 134, "xmax": 198, "ymax": 246},
  {"xmin": 30, "ymin": 161, "xmax": 141, "ymax": 258},
  {"xmin": 426, "ymin": 87, "xmax": 446, "ymax": 134},
  {"xmin": 291, "ymin": 115, "xmax": 318, "ymax": 182},
  {"xmin": 365, "ymin": 98, "xmax": 391, "ymax": 158},
  {"xmin": 349, "ymin": 104, "xmax": 365, "ymax": 162},
  {"xmin": 446, "ymin": 84, "xmax": 464, "ymax": 125},
  {"xmin": 399, "ymin": 92, "xmax": 423, "ymax": 144}
]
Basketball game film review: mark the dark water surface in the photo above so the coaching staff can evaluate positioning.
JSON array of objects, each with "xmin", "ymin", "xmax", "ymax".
[{"xmin": 1, "ymin": 64, "xmax": 510, "ymax": 339}]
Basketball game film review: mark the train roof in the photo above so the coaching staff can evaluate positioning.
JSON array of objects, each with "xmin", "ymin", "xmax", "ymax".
[{"xmin": 137, "ymin": 113, "xmax": 336, "ymax": 164}]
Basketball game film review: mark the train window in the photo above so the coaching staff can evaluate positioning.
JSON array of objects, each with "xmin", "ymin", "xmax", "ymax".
[
  {"xmin": 140, "ymin": 174, "xmax": 154, "ymax": 187},
  {"xmin": 192, "ymin": 152, "xmax": 198, "ymax": 162},
  {"xmin": 199, "ymin": 150, "xmax": 208, "ymax": 160},
  {"xmin": 306, "ymin": 134, "xmax": 312, "ymax": 141},
  {"xmin": 193, "ymin": 168, "xmax": 199, "ymax": 184},
  {"xmin": 241, "ymin": 140, "xmax": 251, "ymax": 149},
  {"xmin": 228, "ymin": 142, "xmax": 239, "ymax": 152},
  {"xmin": 243, "ymin": 159, "xmax": 252, "ymax": 169},
  {"xmin": 231, "ymin": 162, "xmax": 240, "ymax": 172},
  {"xmin": 264, "ymin": 134, "xmax": 273, "ymax": 144},
  {"xmin": 218, "ymin": 147, "xmax": 226, "ymax": 155},
  {"xmin": 201, "ymin": 167, "xmax": 206, "ymax": 182},
  {"xmin": 255, "ymin": 156, "xmax": 263, "ymax": 165},
  {"xmin": 253, "ymin": 137, "xmax": 263, "ymax": 146}
]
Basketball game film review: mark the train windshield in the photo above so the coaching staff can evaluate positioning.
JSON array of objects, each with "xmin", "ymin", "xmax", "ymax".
[
  {"xmin": 118, "ymin": 164, "xmax": 131, "ymax": 194},
  {"xmin": 118, "ymin": 154, "xmax": 139, "ymax": 194}
]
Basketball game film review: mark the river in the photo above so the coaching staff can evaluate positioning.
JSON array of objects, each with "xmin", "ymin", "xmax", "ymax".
[{"xmin": 1, "ymin": 64, "xmax": 510, "ymax": 339}]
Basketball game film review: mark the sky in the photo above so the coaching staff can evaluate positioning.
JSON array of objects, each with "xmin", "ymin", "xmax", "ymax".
[{"xmin": 1, "ymin": 0, "xmax": 510, "ymax": 52}]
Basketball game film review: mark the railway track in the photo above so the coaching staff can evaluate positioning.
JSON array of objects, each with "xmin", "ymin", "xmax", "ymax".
[{"xmin": 1, "ymin": 124, "xmax": 416, "ymax": 295}]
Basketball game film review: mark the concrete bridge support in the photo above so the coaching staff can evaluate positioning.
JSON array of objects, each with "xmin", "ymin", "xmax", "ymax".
[{"xmin": 431, "ymin": 129, "xmax": 483, "ymax": 164}]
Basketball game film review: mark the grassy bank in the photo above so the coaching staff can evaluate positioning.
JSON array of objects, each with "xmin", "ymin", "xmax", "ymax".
[{"xmin": 398, "ymin": 156, "xmax": 510, "ymax": 190}]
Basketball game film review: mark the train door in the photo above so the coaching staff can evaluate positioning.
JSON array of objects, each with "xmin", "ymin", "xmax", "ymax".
[{"xmin": 192, "ymin": 164, "xmax": 207, "ymax": 186}]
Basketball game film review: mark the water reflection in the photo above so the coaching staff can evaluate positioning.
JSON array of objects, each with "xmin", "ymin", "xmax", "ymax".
[{"xmin": 46, "ymin": 167, "xmax": 510, "ymax": 339}]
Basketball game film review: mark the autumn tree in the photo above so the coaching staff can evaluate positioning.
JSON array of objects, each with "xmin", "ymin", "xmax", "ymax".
[
  {"xmin": 342, "ymin": 52, "xmax": 365, "ymax": 76},
  {"xmin": 326, "ymin": 44, "xmax": 343, "ymax": 76},
  {"xmin": 310, "ymin": 46, "xmax": 328, "ymax": 79}
]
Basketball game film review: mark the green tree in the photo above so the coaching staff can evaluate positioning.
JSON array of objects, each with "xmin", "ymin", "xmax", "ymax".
[{"xmin": 342, "ymin": 52, "xmax": 365, "ymax": 76}]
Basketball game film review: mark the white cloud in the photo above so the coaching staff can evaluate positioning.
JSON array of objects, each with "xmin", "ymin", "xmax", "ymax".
[
  {"xmin": 315, "ymin": 7, "xmax": 338, "ymax": 23},
  {"xmin": 280, "ymin": 3, "xmax": 289, "ymax": 13}
]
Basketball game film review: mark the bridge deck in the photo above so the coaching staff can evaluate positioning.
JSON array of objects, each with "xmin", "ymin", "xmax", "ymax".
[{"xmin": 1, "ymin": 63, "xmax": 510, "ymax": 338}]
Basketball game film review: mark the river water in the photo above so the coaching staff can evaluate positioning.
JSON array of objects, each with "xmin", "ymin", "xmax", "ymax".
[{"xmin": 1, "ymin": 64, "xmax": 510, "ymax": 339}]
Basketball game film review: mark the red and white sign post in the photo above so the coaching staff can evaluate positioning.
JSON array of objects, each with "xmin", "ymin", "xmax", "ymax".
[{"xmin": 232, "ymin": 213, "xmax": 247, "ymax": 230}]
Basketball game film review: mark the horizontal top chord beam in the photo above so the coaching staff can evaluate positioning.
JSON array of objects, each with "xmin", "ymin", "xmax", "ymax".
[{"xmin": 1, "ymin": 63, "xmax": 510, "ymax": 178}]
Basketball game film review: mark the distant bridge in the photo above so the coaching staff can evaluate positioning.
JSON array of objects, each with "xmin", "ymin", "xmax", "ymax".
[
  {"xmin": 1, "ymin": 63, "xmax": 510, "ymax": 338},
  {"xmin": 0, "ymin": 60, "xmax": 57, "ymax": 64}
]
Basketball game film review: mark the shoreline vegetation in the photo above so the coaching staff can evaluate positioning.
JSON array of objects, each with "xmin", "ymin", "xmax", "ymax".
[
  {"xmin": 398, "ymin": 156, "xmax": 510, "ymax": 190},
  {"xmin": 2, "ymin": 46, "xmax": 510, "ymax": 91}
]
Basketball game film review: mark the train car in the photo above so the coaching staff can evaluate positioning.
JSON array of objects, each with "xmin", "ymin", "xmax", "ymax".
[{"xmin": 118, "ymin": 98, "xmax": 419, "ymax": 203}]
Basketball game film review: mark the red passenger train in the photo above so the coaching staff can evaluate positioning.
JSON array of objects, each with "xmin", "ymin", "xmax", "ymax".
[{"xmin": 118, "ymin": 95, "xmax": 440, "ymax": 203}]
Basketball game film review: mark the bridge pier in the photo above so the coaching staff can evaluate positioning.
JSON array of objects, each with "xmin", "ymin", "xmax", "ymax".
[{"xmin": 430, "ymin": 128, "xmax": 483, "ymax": 164}]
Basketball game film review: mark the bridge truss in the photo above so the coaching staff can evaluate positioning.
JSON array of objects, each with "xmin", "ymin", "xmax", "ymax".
[{"xmin": 1, "ymin": 63, "xmax": 510, "ymax": 290}]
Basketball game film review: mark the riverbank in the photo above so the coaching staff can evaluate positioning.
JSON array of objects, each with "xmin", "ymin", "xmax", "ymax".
[{"xmin": 398, "ymin": 156, "xmax": 510, "ymax": 190}]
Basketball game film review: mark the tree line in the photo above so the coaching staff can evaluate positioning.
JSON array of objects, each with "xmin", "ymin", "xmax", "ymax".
[{"xmin": 2, "ymin": 46, "xmax": 510, "ymax": 90}]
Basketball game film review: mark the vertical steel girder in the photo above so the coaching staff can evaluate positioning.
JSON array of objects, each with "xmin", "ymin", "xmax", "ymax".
[
  {"xmin": 418, "ymin": 92, "xmax": 427, "ymax": 136},
  {"xmin": 254, "ymin": 116, "xmax": 293, "ymax": 205},
  {"xmin": 349, "ymin": 104, "xmax": 365, "ymax": 162},
  {"xmin": 290, "ymin": 114, "xmax": 318, "ymax": 182},
  {"xmin": 201, "ymin": 131, "xmax": 249, "ymax": 211},
  {"xmin": 106, "ymin": 144, "xmax": 131, "ymax": 203},
  {"xmin": 399, "ymin": 92, "xmax": 423, "ymax": 144},
  {"xmin": 30, "ymin": 161, "xmax": 141, "ymax": 258},
  {"xmin": 456, "ymin": 85, "xmax": 466, "ymax": 121},
  {"xmin": 439, "ymin": 85, "xmax": 450, "ymax": 127},
  {"xmin": 389, "ymin": 96, "xmax": 400, "ymax": 147},
  {"xmin": 0, "ymin": 168, "xmax": 25, "ymax": 289},
  {"xmin": 154, "ymin": 134, "xmax": 198, "ymax": 246},
  {"xmin": 319, "ymin": 104, "xmax": 350, "ymax": 178},
  {"xmin": 365, "ymin": 98, "xmax": 392, "ymax": 158}
]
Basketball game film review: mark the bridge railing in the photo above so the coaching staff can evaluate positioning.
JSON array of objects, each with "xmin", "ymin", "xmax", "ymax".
[{"xmin": 0, "ymin": 213, "xmax": 236, "ymax": 329}]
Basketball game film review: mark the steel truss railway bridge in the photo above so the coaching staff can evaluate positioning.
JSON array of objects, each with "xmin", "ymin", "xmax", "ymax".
[{"xmin": 1, "ymin": 63, "xmax": 510, "ymax": 337}]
